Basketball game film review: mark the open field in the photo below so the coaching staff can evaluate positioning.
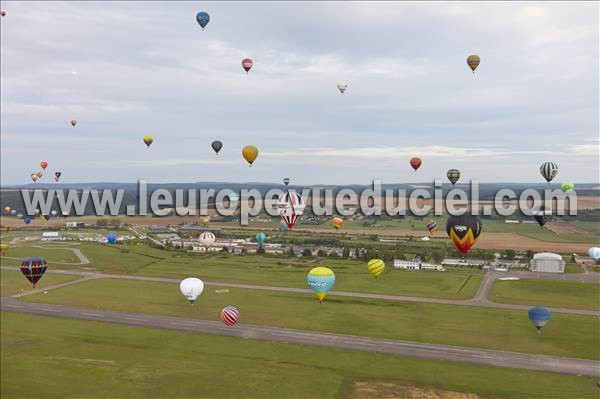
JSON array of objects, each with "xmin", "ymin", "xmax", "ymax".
[
  {"xmin": 20, "ymin": 277, "xmax": 600, "ymax": 360},
  {"xmin": 0, "ymin": 245, "xmax": 81, "ymax": 263},
  {"xmin": 2, "ymin": 312, "xmax": 597, "ymax": 399},
  {"xmin": 489, "ymin": 279, "xmax": 600, "ymax": 311},
  {"xmin": 0, "ymin": 270, "xmax": 79, "ymax": 297}
]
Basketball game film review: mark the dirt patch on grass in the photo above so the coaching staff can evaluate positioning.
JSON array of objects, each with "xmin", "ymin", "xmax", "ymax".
[
  {"xmin": 544, "ymin": 221, "xmax": 590, "ymax": 235},
  {"xmin": 344, "ymin": 381, "xmax": 483, "ymax": 399}
]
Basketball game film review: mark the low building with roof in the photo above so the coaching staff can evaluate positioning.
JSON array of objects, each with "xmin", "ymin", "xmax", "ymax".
[{"xmin": 529, "ymin": 252, "xmax": 565, "ymax": 273}]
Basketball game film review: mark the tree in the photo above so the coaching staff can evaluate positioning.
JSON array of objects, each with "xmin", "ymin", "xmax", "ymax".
[
  {"xmin": 431, "ymin": 250, "xmax": 445, "ymax": 264},
  {"xmin": 302, "ymin": 248, "xmax": 312, "ymax": 257},
  {"xmin": 504, "ymin": 249, "xmax": 516, "ymax": 260},
  {"xmin": 526, "ymin": 249, "xmax": 535, "ymax": 260},
  {"xmin": 342, "ymin": 247, "xmax": 350, "ymax": 259},
  {"xmin": 96, "ymin": 219, "xmax": 108, "ymax": 226},
  {"xmin": 256, "ymin": 246, "xmax": 265, "ymax": 254},
  {"xmin": 317, "ymin": 249, "xmax": 326, "ymax": 257}
]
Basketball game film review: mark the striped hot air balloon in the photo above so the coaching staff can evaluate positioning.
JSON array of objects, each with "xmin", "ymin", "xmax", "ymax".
[
  {"xmin": 20, "ymin": 257, "xmax": 48, "ymax": 288},
  {"xmin": 426, "ymin": 220, "xmax": 438, "ymax": 235},
  {"xmin": 199, "ymin": 231, "xmax": 216, "ymax": 246},
  {"xmin": 367, "ymin": 259, "xmax": 385, "ymax": 278},
  {"xmin": 466, "ymin": 54, "xmax": 480, "ymax": 73},
  {"xmin": 540, "ymin": 162, "xmax": 558, "ymax": 183},
  {"xmin": 446, "ymin": 214, "xmax": 482, "ymax": 255},
  {"xmin": 277, "ymin": 191, "xmax": 305, "ymax": 230},
  {"xmin": 220, "ymin": 306, "xmax": 240, "ymax": 326},
  {"xmin": 331, "ymin": 217, "xmax": 343, "ymax": 230}
]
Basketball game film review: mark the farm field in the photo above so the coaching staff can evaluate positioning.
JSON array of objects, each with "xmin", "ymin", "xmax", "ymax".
[
  {"xmin": 0, "ymin": 245, "xmax": 81, "ymax": 263},
  {"xmin": 0, "ymin": 270, "xmax": 78, "ymax": 297},
  {"xmin": 489, "ymin": 279, "xmax": 600, "ymax": 311},
  {"xmin": 2, "ymin": 312, "xmax": 596, "ymax": 399},
  {"xmin": 20, "ymin": 277, "xmax": 600, "ymax": 360}
]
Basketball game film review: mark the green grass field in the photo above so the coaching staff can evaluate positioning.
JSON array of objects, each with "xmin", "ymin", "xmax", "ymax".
[
  {"xmin": 1, "ymin": 270, "xmax": 79, "ymax": 297},
  {"xmin": 0, "ymin": 245, "xmax": 81, "ymax": 264},
  {"xmin": 19, "ymin": 242, "xmax": 482, "ymax": 300},
  {"xmin": 2, "ymin": 312, "xmax": 597, "ymax": 399},
  {"xmin": 489, "ymin": 279, "xmax": 600, "ymax": 311},
  {"xmin": 21, "ymin": 278, "xmax": 599, "ymax": 360}
]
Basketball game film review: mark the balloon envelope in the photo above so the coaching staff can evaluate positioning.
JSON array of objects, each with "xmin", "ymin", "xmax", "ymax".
[
  {"xmin": 283, "ymin": 177, "xmax": 290, "ymax": 187},
  {"xmin": 20, "ymin": 257, "xmax": 48, "ymax": 287},
  {"xmin": 540, "ymin": 162, "xmax": 558, "ymax": 183},
  {"xmin": 196, "ymin": 11, "xmax": 210, "ymax": 30},
  {"xmin": 561, "ymin": 182, "xmax": 575, "ymax": 193},
  {"xmin": 221, "ymin": 306, "xmax": 239, "ymax": 326},
  {"xmin": 0, "ymin": 243, "xmax": 8, "ymax": 255},
  {"xmin": 467, "ymin": 55, "xmax": 480, "ymax": 73},
  {"xmin": 410, "ymin": 157, "xmax": 422, "ymax": 171},
  {"xmin": 106, "ymin": 233, "xmax": 117, "ymax": 244},
  {"xmin": 307, "ymin": 267, "xmax": 335, "ymax": 302},
  {"xmin": 211, "ymin": 140, "xmax": 223, "ymax": 155},
  {"xmin": 447, "ymin": 169, "xmax": 460, "ymax": 185},
  {"xmin": 24, "ymin": 216, "xmax": 32, "ymax": 224},
  {"xmin": 256, "ymin": 232, "xmax": 265, "ymax": 245},
  {"xmin": 368, "ymin": 259, "xmax": 385, "ymax": 278},
  {"xmin": 199, "ymin": 231, "xmax": 216, "ymax": 246},
  {"xmin": 40, "ymin": 161, "xmax": 48, "ymax": 170},
  {"xmin": 588, "ymin": 247, "xmax": 600, "ymax": 261},
  {"xmin": 242, "ymin": 145, "xmax": 259, "ymax": 165},
  {"xmin": 331, "ymin": 217, "xmax": 343, "ymax": 230},
  {"xmin": 179, "ymin": 278, "xmax": 204, "ymax": 304},
  {"xmin": 533, "ymin": 206, "xmax": 551, "ymax": 227},
  {"xmin": 241, "ymin": 58, "xmax": 253, "ymax": 73},
  {"xmin": 143, "ymin": 135, "xmax": 154, "ymax": 148},
  {"xmin": 71, "ymin": 120, "xmax": 77, "ymax": 127},
  {"xmin": 277, "ymin": 191, "xmax": 305, "ymax": 230},
  {"xmin": 426, "ymin": 220, "xmax": 438, "ymax": 235},
  {"xmin": 528, "ymin": 306, "xmax": 551, "ymax": 331},
  {"xmin": 337, "ymin": 83, "xmax": 348, "ymax": 94},
  {"xmin": 446, "ymin": 214, "xmax": 482, "ymax": 255}
]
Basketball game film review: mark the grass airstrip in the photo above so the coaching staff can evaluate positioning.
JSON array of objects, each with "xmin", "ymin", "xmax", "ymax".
[{"xmin": 1, "ymin": 312, "xmax": 598, "ymax": 399}]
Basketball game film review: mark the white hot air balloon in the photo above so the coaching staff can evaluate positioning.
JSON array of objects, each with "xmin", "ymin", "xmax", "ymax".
[
  {"xmin": 199, "ymin": 231, "xmax": 216, "ymax": 246},
  {"xmin": 179, "ymin": 278, "xmax": 204, "ymax": 304},
  {"xmin": 589, "ymin": 247, "xmax": 600, "ymax": 261},
  {"xmin": 337, "ymin": 82, "xmax": 348, "ymax": 94}
]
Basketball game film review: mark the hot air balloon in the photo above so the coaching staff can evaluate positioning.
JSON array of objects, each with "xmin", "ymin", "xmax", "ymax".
[
  {"xmin": 241, "ymin": 58, "xmax": 253, "ymax": 74},
  {"xmin": 277, "ymin": 191, "xmax": 305, "ymax": 230},
  {"xmin": 307, "ymin": 267, "xmax": 335, "ymax": 303},
  {"xmin": 447, "ymin": 169, "xmax": 461, "ymax": 185},
  {"xmin": 179, "ymin": 277, "xmax": 204, "ymax": 304},
  {"xmin": 533, "ymin": 205, "xmax": 551, "ymax": 227},
  {"xmin": 40, "ymin": 161, "xmax": 48, "ymax": 170},
  {"xmin": 17, "ymin": 212, "xmax": 23, "ymax": 218},
  {"xmin": 143, "ymin": 135, "xmax": 154, "ymax": 148},
  {"xmin": 256, "ymin": 232, "xmax": 265, "ymax": 245},
  {"xmin": 10, "ymin": 209, "xmax": 16, "ymax": 216},
  {"xmin": 561, "ymin": 182, "xmax": 574, "ymax": 193},
  {"xmin": 35, "ymin": 172, "xmax": 43, "ymax": 178},
  {"xmin": 337, "ymin": 83, "xmax": 348, "ymax": 94},
  {"xmin": 0, "ymin": 244, "xmax": 8, "ymax": 255},
  {"xmin": 20, "ymin": 257, "xmax": 48, "ymax": 288},
  {"xmin": 201, "ymin": 215, "xmax": 210, "ymax": 227},
  {"xmin": 221, "ymin": 306, "xmax": 239, "ymax": 326},
  {"xmin": 540, "ymin": 162, "xmax": 558, "ymax": 183},
  {"xmin": 242, "ymin": 145, "xmax": 259, "ymax": 166},
  {"xmin": 331, "ymin": 217, "xmax": 343, "ymax": 230},
  {"xmin": 466, "ymin": 55, "xmax": 480, "ymax": 74},
  {"xmin": 31, "ymin": 174, "xmax": 39, "ymax": 182},
  {"xmin": 196, "ymin": 11, "xmax": 210, "ymax": 30},
  {"xmin": 1, "ymin": 10, "xmax": 6, "ymax": 17},
  {"xmin": 367, "ymin": 259, "xmax": 385, "ymax": 278},
  {"xmin": 410, "ymin": 157, "xmax": 422, "ymax": 171},
  {"xmin": 70, "ymin": 120, "xmax": 77, "ymax": 127},
  {"xmin": 199, "ymin": 231, "xmax": 216, "ymax": 246},
  {"xmin": 279, "ymin": 220, "xmax": 289, "ymax": 232},
  {"xmin": 35, "ymin": 208, "xmax": 40, "ymax": 215},
  {"xmin": 24, "ymin": 216, "xmax": 32, "ymax": 224},
  {"xmin": 54, "ymin": 171, "xmax": 62, "ymax": 182},
  {"xmin": 50, "ymin": 210, "xmax": 58, "ymax": 217},
  {"xmin": 446, "ymin": 214, "xmax": 482, "ymax": 255},
  {"xmin": 106, "ymin": 232, "xmax": 117, "ymax": 244},
  {"xmin": 4, "ymin": 206, "xmax": 11, "ymax": 215},
  {"xmin": 528, "ymin": 306, "xmax": 550, "ymax": 332},
  {"xmin": 211, "ymin": 140, "xmax": 223, "ymax": 155},
  {"xmin": 283, "ymin": 177, "xmax": 290, "ymax": 187},
  {"xmin": 588, "ymin": 247, "xmax": 600, "ymax": 261},
  {"xmin": 426, "ymin": 220, "xmax": 438, "ymax": 236},
  {"xmin": 43, "ymin": 214, "xmax": 51, "ymax": 221}
]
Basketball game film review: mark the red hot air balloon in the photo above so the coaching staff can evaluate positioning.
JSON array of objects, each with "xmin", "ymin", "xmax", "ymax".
[
  {"xmin": 20, "ymin": 257, "xmax": 48, "ymax": 288},
  {"xmin": 1, "ymin": 10, "xmax": 6, "ymax": 17},
  {"xmin": 221, "ymin": 306, "xmax": 239, "ymax": 326},
  {"xmin": 40, "ymin": 161, "xmax": 48, "ymax": 170},
  {"xmin": 241, "ymin": 58, "xmax": 253, "ymax": 74},
  {"xmin": 409, "ymin": 157, "xmax": 422, "ymax": 171}
]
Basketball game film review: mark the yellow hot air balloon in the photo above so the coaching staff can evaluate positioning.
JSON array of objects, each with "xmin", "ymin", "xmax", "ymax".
[
  {"xmin": 367, "ymin": 259, "xmax": 385, "ymax": 278},
  {"xmin": 467, "ymin": 55, "xmax": 480, "ymax": 74},
  {"xmin": 143, "ymin": 135, "xmax": 154, "ymax": 148},
  {"xmin": 331, "ymin": 217, "xmax": 343, "ymax": 230},
  {"xmin": 0, "ymin": 243, "xmax": 8, "ymax": 255},
  {"xmin": 242, "ymin": 145, "xmax": 259, "ymax": 166},
  {"xmin": 201, "ymin": 215, "xmax": 210, "ymax": 227}
]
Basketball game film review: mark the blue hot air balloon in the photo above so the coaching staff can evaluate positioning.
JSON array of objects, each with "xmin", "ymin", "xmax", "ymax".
[
  {"xmin": 24, "ymin": 216, "xmax": 32, "ymax": 225},
  {"xmin": 106, "ymin": 233, "xmax": 117, "ymax": 244},
  {"xmin": 256, "ymin": 232, "xmax": 265, "ymax": 245},
  {"xmin": 307, "ymin": 267, "xmax": 335, "ymax": 303},
  {"xmin": 528, "ymin": 306, "xmax": 551, "ymax": 332},
  {"xmin": 196, "ymin": 11, "xmax": 210, "ymax": 30}
]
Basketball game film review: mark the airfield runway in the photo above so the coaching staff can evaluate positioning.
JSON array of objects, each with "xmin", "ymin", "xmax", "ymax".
[{"xmin": 2, "ymin": 297, "xmax": 598, "ymax": 377}]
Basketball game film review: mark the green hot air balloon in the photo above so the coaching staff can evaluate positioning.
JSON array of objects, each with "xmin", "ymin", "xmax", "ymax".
[{"xmin": 561, "ymin": 182, "xmax": 575, "ymax": 193}]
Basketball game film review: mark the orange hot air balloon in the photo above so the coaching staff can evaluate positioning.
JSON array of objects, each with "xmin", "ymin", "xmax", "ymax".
[
  {"xmin": 242, "ymin": 145, "xmax": 259, "ymax": 166},
  {"xmin": 409, "ymin": 157, "xmax": 422, "ymax": 171},
  {"xmin": 40, "ymin": 161, "xmax": 48, "ymax": 170},
  {"xmin": 35, "ymin": 172, "xmax": 43, "ymax": 178},
  {"xmin": 331, "ymin": 217, "xmax": 343, "ymax": 230},
  {"xmin": 241, "ymin": 58, "xmax": 253, "ymax": 74}
]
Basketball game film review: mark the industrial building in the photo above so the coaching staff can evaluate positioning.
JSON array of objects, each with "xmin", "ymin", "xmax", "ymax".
[{"xmin": 529, "ymin": 252, "xmax": 565, "ymax": 273}]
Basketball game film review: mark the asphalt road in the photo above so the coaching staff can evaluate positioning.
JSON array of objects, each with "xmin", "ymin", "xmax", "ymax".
[
  {"xmin": 3, "ymin": 266, "xmax": 598, "ymax": 316},
  {"xmin": 2, "ymin": 297, "xmax": 598, "ymax": 377}
]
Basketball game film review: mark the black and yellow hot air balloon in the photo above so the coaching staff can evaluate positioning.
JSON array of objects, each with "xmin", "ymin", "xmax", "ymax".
[
  {"xmin": 447, "ymin": 169, "xmax": 461, "ymax": 186},
  {"xmin": 466, "ymin": 55, "xmax": 480, "ymax": 74},
  {"xmin": 446, "ymin": 214, "xmax": 482, "ymax": 255}
]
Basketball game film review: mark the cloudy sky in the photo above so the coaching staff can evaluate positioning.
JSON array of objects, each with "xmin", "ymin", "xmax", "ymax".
[{"xmin": 1, "ymin": 1, "xmax": 598, "ymax": 185}]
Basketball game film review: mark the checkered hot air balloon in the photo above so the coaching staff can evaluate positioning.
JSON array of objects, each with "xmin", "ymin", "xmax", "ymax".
[
  {"xmin": 20, "ymin": 257, "xmax": 48, "ymax": 288},
  {"xmin": 277, "ymin": 191, "xmax": 305, "ymax": 230},
  {"xmin": 220, "ymin": 306, "xmax": 239, "ymax": 326}
]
